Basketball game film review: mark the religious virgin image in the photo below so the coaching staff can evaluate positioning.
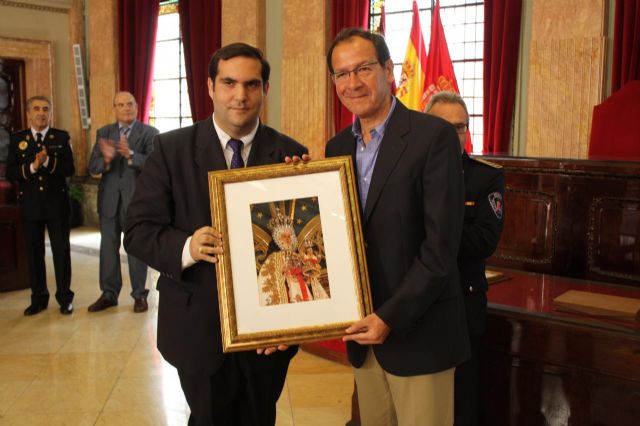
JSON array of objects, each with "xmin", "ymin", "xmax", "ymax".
[{"xmin": 251, "ymin": 197, "xmax": 331, "ymax": 306}]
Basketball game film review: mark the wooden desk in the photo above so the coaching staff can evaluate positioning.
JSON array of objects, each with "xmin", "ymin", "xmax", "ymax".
[
  {"xmin": 0, "ymin": 178, "xmax": 28, "ymax": 291},
  {"xmin": 483, "ymin": 270, "xmax": 640, "ymax": 425}
]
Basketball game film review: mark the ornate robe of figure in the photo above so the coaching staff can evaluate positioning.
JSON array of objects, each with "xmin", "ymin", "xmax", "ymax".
[
  {"xmin": 258, "ymin": 249, "xmax": 332, "ymax": 306},
  {"xmin": 258, "ymin": 250, "xmax": 311, "ymax": 306}
]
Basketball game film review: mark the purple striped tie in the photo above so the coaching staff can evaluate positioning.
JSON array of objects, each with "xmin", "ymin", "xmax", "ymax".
[{"xmin": 228, "ymin": 139, "xmax": 244, "ymax": 169}]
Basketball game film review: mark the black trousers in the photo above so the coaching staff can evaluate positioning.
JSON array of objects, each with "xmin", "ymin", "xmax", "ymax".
[
  {"xmin": 454, "ymin": 331, "xmax": 481, "ymax": 426},
  {"xmin": 24, "ymin": 215, "xmax": 73, "ymax": 306},
  {"xmin": 177, "ymin": 348, "xmax": 297, "ymax": 426}
]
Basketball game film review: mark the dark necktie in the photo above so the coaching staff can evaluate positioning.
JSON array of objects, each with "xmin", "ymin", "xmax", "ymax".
[
  {"xmin": 228, "ymin": 138, "xmax": 244, "ymax": 169},
  {"xmin": 120, "ymin": 127, "xmax": 130, "ymax": 138},
  {"xmin": 36, "ymin": 132, "xmax": 43, "ymax": 146}
]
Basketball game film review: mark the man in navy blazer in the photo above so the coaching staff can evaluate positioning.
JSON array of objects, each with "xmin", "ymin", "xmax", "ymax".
[
  {"xmin": 124, "ymin": 43, "xmax": 305, "ymax": 425},
  {"xmin": 325, "ymin": 29, "xmax": 470, "ymax": 425},
  {"xmin": 88, "ymin": 92, "xmax": 158, "ymax": 313}
]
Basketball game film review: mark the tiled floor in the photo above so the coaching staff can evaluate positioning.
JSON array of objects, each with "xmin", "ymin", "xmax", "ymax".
[{"xmin": 0, "ymin": 227, "xmax": 353, "ymax": 425}]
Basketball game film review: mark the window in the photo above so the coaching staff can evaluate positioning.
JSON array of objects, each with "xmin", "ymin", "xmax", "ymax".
[
  {"xmin": 148, "ymin": 1, "xmax": 192, "ymax": 133},
  {"xmin": 371, "ymin": 0, "xmax": 484, "ymax": 153}
]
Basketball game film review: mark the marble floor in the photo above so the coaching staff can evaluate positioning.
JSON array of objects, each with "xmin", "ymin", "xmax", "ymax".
[{"xmin": 0, "ymin": 227, "xmax": 353, "ymax": 425}]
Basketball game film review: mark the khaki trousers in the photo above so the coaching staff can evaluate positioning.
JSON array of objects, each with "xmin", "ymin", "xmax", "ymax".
[{"xmin": 354, "ymin": 348, "xmax": 455, "ymax": 426}]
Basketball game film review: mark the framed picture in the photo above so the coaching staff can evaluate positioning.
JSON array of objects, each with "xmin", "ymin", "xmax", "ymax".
[{"xmin": 208, "ymin": 156, "xmax": 372, "ymax": 352}]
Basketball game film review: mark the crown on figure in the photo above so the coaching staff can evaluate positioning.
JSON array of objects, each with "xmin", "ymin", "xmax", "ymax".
[
  {"xmin": 268, "ymin": 207, "xmax": 298, "ymax": 250},
  {"xmin": 268, "ymin": 207, "xmax": 293, "ymax": 232}
]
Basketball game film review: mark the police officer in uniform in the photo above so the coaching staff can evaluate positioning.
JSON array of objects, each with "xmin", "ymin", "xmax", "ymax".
[
  {"xmin": 426, "ymin": 91, "xmax": 504, "ymax": 426},
  {"xmin": 7, "ymin": 95, "xmax": 75, "ymax": 315}
]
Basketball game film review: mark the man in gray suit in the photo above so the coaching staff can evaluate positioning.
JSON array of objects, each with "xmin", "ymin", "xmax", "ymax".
[{"xmin": 88, "ymin": 91, "xmax": 158, "ymax": 313}]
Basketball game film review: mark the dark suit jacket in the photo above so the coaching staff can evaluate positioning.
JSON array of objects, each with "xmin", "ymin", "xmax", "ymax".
[
  {"xmin": 88, "ymin": 120, "xmax": 158, "ymax": 218},
  {"xmin": 458, "ymin": 152, "xmax": 504, "ymax": 336},
  {"xmin": 325, "ymin": 101, "xmax": 470, "ymax": 376},
  {"xmin": 123, "ymin": 118, "xmax": 307, "ymax": 375},
  {"xmin": 7, "ymin": 128, "xmax": 75, "ymax": 221}
]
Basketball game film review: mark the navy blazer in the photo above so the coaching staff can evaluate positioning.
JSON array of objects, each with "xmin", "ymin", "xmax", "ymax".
[
  {"xmin": 458, "ymin": 152, "xmax": 504, "ymax": 336},
  {"xmin": 124, "ymin": 118, "xmax": 307, "ymax": 375},
  {"xmin": 7, "ymin": 128, "xmax": 75, "ymax": 221},
  {"xmin": 326, "ymin": 100, "xmax": 470, "ymax": 376}
]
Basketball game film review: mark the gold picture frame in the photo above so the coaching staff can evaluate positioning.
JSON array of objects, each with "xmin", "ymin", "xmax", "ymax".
[{"xmin": 208, "ymin": 156, "xmax": 372, "ymax": 352}]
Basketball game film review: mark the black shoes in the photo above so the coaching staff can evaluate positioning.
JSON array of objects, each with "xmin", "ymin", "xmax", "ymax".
[
  {"xmin": 88, "ymin": 294, "xmax": 118, "ymax": 312},
  {"xmin": 24, "ymin": 303, "xmax": 48, "ymax": 316},
  {"xmin": 60, "ymin": 303, "xmax": 74, "ymax": 315},
  {"xmin": 24, "ymin": 302, "xmax": 73, "ymax": 315},
  {"xmin": 133, "ymin": 297, "xmax": 148, "ymax": 313}
]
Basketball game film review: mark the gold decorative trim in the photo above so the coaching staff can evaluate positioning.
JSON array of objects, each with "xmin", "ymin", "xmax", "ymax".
[
  {"xmin": 159, "ymin": 2, "xmax": 178, "ymax": 15},
  {"xmin": 209, "ymin": 156, "xmax": 371, "ymax": 352},
  {"xmin": 0, "ymin": 1, "xmax": 68, "ymax": 14}
]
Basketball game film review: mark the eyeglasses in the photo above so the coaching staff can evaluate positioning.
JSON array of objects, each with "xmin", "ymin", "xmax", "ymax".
[
  {"xmin": 330, "ymin": 61, "xmax": 380, "ymax": 84},
  {"xmin": 453, "ymin": 123, "xmax": 469, "ymax": 134}
]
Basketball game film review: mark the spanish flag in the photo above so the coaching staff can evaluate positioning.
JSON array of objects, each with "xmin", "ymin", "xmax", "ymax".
[{"xmin": 396, "ymin": 0, "xmax": 428, "ymax": 111}]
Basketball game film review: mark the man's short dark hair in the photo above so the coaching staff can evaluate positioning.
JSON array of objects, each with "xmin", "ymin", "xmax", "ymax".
[
  {"xmin": 208, "ymin": 42, "xmax": 270, "ymax": 84},
  {"xmin": 326, "ymin": 28, "xmax": 391, "ymax": 74}
]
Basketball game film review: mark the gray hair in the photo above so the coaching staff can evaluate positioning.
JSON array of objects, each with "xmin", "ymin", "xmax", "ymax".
[
  {"xmin": 424, "ymin": 91, "xmax": 468, "ymax": 119},
  {"xmin": 26, "ymin": 96, "xmax": 52, "ymax": 110}
]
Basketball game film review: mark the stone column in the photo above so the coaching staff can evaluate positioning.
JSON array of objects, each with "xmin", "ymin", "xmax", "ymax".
[
  {"xmin": 87, "ymin": 0, "xmax": 118, "ymax": 152},
  {"xmin": 281, "ymin": 0, "xmax": 331, "ymax": 159},
  {"xmin": 68, "ymin": 0, "xmax": 87, "ymax": 175}
]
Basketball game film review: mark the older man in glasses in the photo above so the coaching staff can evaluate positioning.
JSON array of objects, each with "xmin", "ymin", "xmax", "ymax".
[{"xmin": 426, "ymin": 91, "xmax": 505, "ymax": 426}]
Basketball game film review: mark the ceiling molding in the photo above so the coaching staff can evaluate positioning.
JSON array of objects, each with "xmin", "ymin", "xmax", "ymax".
[{"xmin": 0, "ymin": 0, "xmax": 71, "ymax": 14}]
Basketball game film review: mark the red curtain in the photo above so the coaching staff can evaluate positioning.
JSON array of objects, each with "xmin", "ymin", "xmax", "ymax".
[
  {"xmin": 612, "ymin": 0, "xmax": 640, "ymax": 93},
  {"xmin": 179, "ymin": 0, "xmax": 222, "ymax": 121},
  {"xmin": 118, "ymin": 0, "xmax": 159, "ymax": 123},
  {"xmin": 330, "ymin": 0, "xmax": 370, "ymax": 134},
  {"xmin": 482, "ymin": 0, "xmax": 523, "ymax": 155}
]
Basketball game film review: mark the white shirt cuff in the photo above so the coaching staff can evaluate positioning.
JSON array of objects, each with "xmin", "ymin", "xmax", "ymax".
[{"xmin": 181, "ymin": 236, "xmax": 197, "ymax": 270}]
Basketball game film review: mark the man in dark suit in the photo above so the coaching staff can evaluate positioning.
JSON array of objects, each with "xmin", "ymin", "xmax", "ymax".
[
  {"xmin": 325, "ymin": 29, "xmax": 469, "ymax": 425},
  {"xmin": 7, "ymin": 95, "xmax": 75, "ymax": 315},
  {"xmin": 123, "ymin": 43, "xmax": 306, "ymax": 425},
  {"xmin": 426, "ymin": 91, "xmax": 505, "ymax": 426},
  {"xmin": 87, "ymin": 91, "xmax": 158, "ymax": 313}
]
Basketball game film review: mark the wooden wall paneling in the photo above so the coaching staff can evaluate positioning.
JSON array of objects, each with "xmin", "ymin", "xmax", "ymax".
[
  {"xmin": 486, "ymin": 158, "xmax": 640, "ymax": 287},
  {"xmin": 0, "ymin": 206, "xmax": 28, "ymax": 291},
  {"xmin": 493, "ymin": 187, "xmax": 557, "ymax": 268},
  {"xmin": 587, "ymin": 197, "xmax": 640, "ymax": 284}
]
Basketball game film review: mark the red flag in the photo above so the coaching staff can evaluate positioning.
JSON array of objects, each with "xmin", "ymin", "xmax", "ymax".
[
  {"xmin": 422, "ymin": 1, "xmax": 471, "ymax": 151},
  {"xmin": 396, "ymin": 0, "xmax": 429, "ymax": 110},
  {"xmin": 375, "ymin": 3, "xmax": 396, "ymax": 94}
]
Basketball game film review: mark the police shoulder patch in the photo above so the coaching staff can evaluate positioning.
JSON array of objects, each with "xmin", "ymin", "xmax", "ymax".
[{"xmin": 488, "ymin": 192, "xmax": 503, "ymax": 219}]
